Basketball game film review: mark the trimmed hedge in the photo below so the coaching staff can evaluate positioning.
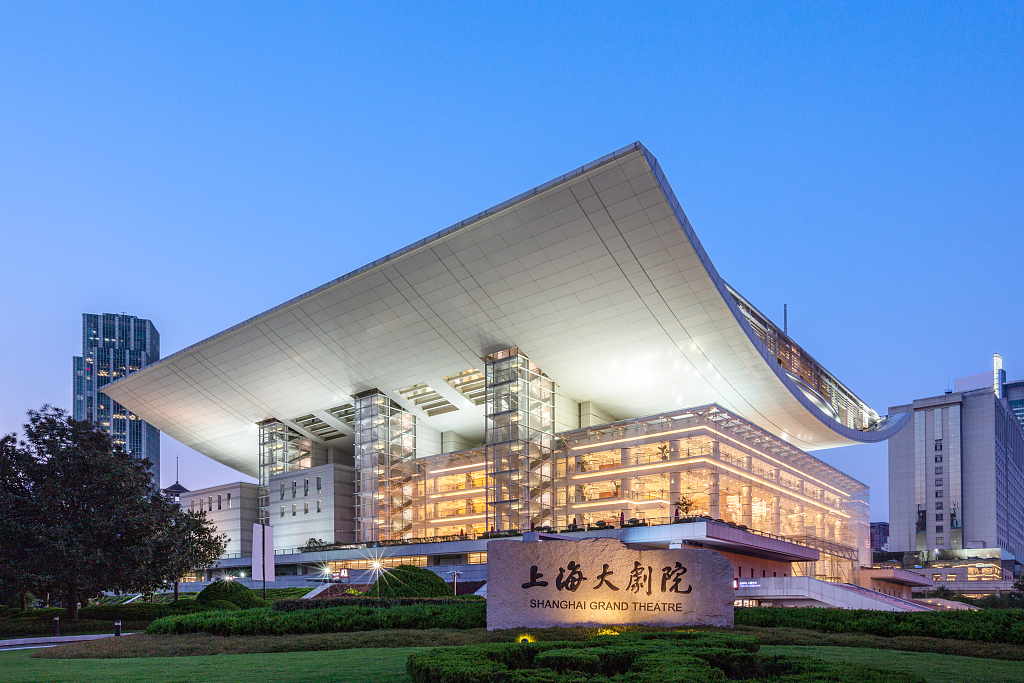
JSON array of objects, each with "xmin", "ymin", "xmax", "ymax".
[
  {"xmin": 364, "ymin": 565, "xmax": 453, "ymax": 598},
  {"xmin": 196, "ymin": 580, "xmax": 259, "ymax": 609},
  {"xmin": 273, "ymin": 596, "xmax": 483, "ymax": 612},
  {"xmin": 736, "ymin": 606, "xmax": 1024, "ymax": 645},
  {"xmin": 147, "ymin": 601, "xmax": 486, "ymax": 636},
  {"xmin": 406, "ymin": 631, "xmax": 926, "ymax": 683}
]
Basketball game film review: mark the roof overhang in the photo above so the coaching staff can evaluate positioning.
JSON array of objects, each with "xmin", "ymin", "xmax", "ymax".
[{"xmin": 102, "ymin": 142, "xmax": 909, "ymax": 478}]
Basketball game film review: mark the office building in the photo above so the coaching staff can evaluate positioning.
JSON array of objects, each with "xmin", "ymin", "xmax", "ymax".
[
  {"xmin": 870, "ymin": 522, "xmax": 889, "ymax": 552},
  {"xmin": 73, "ymin": 313, "xmax": 161, "ymax": 483},
  {"xmin": 885, "ymin": 355, "xmax": 1024, "ymax": 590},
  {"xmin": 102, "ymin": 143, "xmax": 919, "ymax": 607}
]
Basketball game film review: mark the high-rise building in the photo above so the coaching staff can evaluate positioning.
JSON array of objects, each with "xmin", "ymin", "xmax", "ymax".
[
  {"xmin": 887, "ymin": 355, "xmax": 1024, "ymax": 566},
  {"xmin": 73, "ymin": 313, "xmax": 161, "ymax": 484}
]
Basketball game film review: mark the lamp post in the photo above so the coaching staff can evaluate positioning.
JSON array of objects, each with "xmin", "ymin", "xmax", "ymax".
[{"xmin": 445, "ymin": 570, "xmax": 464, "ymax": 596}]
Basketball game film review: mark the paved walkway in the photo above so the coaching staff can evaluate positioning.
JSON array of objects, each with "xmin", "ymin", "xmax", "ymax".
[{"xmin": 0, "ymin": 633, "xmax": 129, "ymax": 651}]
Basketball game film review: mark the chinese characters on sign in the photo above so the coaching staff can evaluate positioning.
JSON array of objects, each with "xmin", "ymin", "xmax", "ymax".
[
  {"xmin": 522, "ymin": 560, "xmax": 691, "ymax": 595},
  {"xmin": 487, "ymin": 537, "xmax": 734, "ymax": 630}
]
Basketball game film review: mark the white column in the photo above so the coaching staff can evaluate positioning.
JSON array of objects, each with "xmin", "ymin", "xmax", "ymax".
[
  {"xmin": 669, "ymin": 439, "xmax": 681, "ymax": 460},
  {"xmin": 708, "ymin": 470, "xmax": 720, "ymax": 519},
  {"xmin": 771, "ymin": 495, "xmax": 781, "ymax": 535},
  {"xmin": 741, "ymin": 485, "xmax": 753, "ymax": 527}
]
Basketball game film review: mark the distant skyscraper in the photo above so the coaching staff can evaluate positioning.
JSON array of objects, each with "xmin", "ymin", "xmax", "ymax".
[
  {"xmin": 870, "ymin": 522, "xmax": 889, "ymax": 552},
  {"xmin": 73, "ymin": 313, "xmax": 161, "ymax": 484}
]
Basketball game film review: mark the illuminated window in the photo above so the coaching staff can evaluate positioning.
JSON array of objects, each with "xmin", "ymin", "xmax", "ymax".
[
  {"xmin": 280, "ymin": 506, "xmax": 285, "ymax": 517},
  {"xmin": 936, "ymin": 537, "xmax": 944, "ymax": 545},
  {"xmin": 292, "ymin": 504, "xmax": 296, "ymax": 516},
  {"xmin": 190, "ymin": 499, "xmax": 194, "ymax": 511},
  {"xmin": 932, "ymin": 574, "xmax": 942, "ymax": 581},
  {"xmin": 227, "ymin": 493, "xmax": 232, "ymax": 509},
  {"xmin": 217, "ymin": 495, "xmax": 222, "ymax": 510},
  {"xmin": 208, "ymin": 496, "xmax": 212, "ymax": 511},
  {"xmin": 317, "ymin": 476, "xmax": 322, "ymax": 494},
  {"xmin": 317, "ymin": 500, "xmax": 321, "ymax": 513},
  {"xmin": 946, "ymin": 574, "xmax": 956, "ymax": 581}
]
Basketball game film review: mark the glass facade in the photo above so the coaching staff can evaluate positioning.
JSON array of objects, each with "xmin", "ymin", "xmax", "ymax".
[
  {"xmin": 72, "ymin": 313, "xmax": 160, "ymax": 483},
  {"xmin": 353, "ymin": 390, "xmax": 418, "ymax": 542},
  {"xmin": 257, "ymin": 420, "xmax": 325, "ymax": 524},
  {"xmin": 484, "ymin": 348, "xmax": 556, "ymax": 533},
  {"xmin": 557, "ymin": 405, "xmax": 869, "ymax": 583}
]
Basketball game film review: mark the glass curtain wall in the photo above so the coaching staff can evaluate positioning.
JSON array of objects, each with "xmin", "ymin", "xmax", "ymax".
[
  {"xmin": 257, "ymin": 420, "xmax": 325, "ymax": 525},
  {"xmin": 353, "ymin": 390, "xmax": 419, "ymax": 542},
  {"xmin": 484, "ymin": 348, "xmax": 556, "ymax": 532}
]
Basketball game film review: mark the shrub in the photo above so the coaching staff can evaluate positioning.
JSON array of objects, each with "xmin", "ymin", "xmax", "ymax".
[
  {"xmin": 273, "ymin": 596, "xmax": 482, "ymax": 612},
  {"xmin": 77, "ymin": 599, "xmax": 205, "ymax": 623},
  {"xmin": 196, "ymin": 580, "xmax": 258, "ymax": 610},
  {"xmin": 406, "ymin": 632, "xmax": 926, "ymax": 683},
  {"xmin": 146, "ymin": 601, "xmax": 486, "ymax": 636},
  {"xmin": 206, "ymin": 600, "xmax": 240, "ymax": 611},
  {"xmin": 364, "ymin": 565, "xmax": 453, "ymax": 598},
  {"xmin": 735, "ymin": 606, "xmax": 1024, "ymax": 645}
]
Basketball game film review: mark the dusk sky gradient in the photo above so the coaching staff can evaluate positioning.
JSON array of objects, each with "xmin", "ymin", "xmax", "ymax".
[{"xmin": 1, "ymin": 3, "xmax": 1021, "ymax": 521}]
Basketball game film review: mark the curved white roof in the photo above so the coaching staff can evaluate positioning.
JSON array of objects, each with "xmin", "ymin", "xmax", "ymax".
[{"xmin": 103, "ymin": 143, "xmax": 908, "ymax": 477}]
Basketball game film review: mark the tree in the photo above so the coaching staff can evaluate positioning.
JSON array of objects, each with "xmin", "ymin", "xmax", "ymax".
[
  {"xmin": 298, "ymin": 538, "xmax": 332, "ymax": 553},
  {"xmin": 0, "ymin": 434, "xmax": 45, "ymax": 610},
  {"xmin": 674, "ymin": 495, "xmax": 696, "ymax": 517},
  {"xmin": 11, "ymin": 406, "xmax": 183, "ymax": 619},
  {"xmin": 146, "ymin": 508, "xmax": 227, "ymax": 601}
]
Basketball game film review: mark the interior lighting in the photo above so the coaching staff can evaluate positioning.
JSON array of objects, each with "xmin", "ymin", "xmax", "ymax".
[{"xmin": 518, "ymin": 633, "xmax": 536, "ymax": 643}]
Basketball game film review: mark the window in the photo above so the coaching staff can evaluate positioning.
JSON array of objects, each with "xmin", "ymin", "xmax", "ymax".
[
  {"xmin": 280, "ymin": 483, "xmax": 285, "ymax": 500},
  {"xmin": 292, "ymin": 481, "xmax": 297, "ymax": 498},
  {"xmin": 935, "ymin": 455, "xmax": 943, "ymax": 462},
  {"xmin": 935, "ymin": 478, "xmax": 943, "ymax": 487},
  {"xmin": 317, "ymin": 476, "xmax": 322, "ymax": 494},
  {"xmin": 190, "ymin": 499, "xmax": 195, "ymax": 511},
  {"xmin": 208, "ymin": 496, "xmax": 212, "ymax": 511},
  {"xmin": 280, "ymin": 506, "xmax": 285, "ymax": 517},
  {"xmin": 217, "ymin": 494, "xmax": 222, "ymax": 510},
  {"xmin": 304, "ymin": 502, "xmax": 309, "ymax": 515},
  {"xmin": 304, "ymin": 479, "xmax": 309, "ymax": 496},
  {"xmin": 935, "ymin": 491, "xmax": 944, "ymax": 498},
  {"xmin": 935, "ymin": 443, "xmax": 943, "ymax": 451},
  {"xmin": 936, "ymin": 537, "xmax": 944, "ymax": 545},
  {"xmin": 292, "ymin": 504, "xmax": 297, "ymax": 516},
  {"xmin": 227, "ymin": 493, "xmax": 232, "ymax": 509},
  {"xmin": 936, "ymin": 525, "xmax": 944, "ymax": 532},
  {"xmin": 935, "ymin": 466, "xmax": 943, "ymax": 475},
  {"xmin": 932, "ymin": 574, "xmax": 942, "ymax": 581},
  {"xmin": 317, "ymin": 500, "xmax": 322, "ymax": 513},
  {"xmin": 936, "ymin": 502, "xmax": 943, "ymax": 509},
  {"xmin": 936, "ymin": 514, "xmax": 944, "ymax": 521}
]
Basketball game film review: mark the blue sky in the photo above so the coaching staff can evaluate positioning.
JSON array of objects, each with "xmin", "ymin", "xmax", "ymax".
[{"xmin": 1, "ymin": 2, "xmax": 1021, "ymax": 520}]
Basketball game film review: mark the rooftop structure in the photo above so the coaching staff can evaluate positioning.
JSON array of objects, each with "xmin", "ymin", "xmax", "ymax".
[{"xmin": 102, "ymin": 143, "xmax": 907, "ymax": 479}]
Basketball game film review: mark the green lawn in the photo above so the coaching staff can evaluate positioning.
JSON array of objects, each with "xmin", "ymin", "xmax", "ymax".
[
  {"xmin": 763, "ymin": 645, "xmax": 1024, "ymax": 683},
  {"xmin": 5, "ymin": 642, "xmax": 1021, "ymax": 683},
  {"xmin": 0, "ymin": 647, "xmax": 420, "ymax": 683}
]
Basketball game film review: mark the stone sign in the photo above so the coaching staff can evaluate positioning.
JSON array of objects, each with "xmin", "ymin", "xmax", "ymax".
[{"xmin": 486, "ymin": 537, "xmax": 734, "ymax": 630}]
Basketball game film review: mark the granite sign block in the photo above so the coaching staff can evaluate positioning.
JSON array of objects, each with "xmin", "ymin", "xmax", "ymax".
[{"xmin": 486, "ymin": 537, "xmax": 734, "ymax": 630}]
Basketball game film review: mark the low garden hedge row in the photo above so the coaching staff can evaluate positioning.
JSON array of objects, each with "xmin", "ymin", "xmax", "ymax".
[
  {"xmin": 273, "ymin": 596, "xmax": 483, "ymax": 612},
  {"xmin": 406, "ymin": 631, "xmax": 926, "ymax": 683},
  {"xmin": 736, "ymin": 606, "xmax": 1024, "ymax": 645},
  {"xmin": 147, "ymin": 601, "xmax": 486, "ymax": 636}
]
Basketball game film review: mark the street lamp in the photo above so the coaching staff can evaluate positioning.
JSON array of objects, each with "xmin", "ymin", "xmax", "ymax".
[{"xmin": 445, "ymin": 569, "xmax": 464, "ymax": 595}]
